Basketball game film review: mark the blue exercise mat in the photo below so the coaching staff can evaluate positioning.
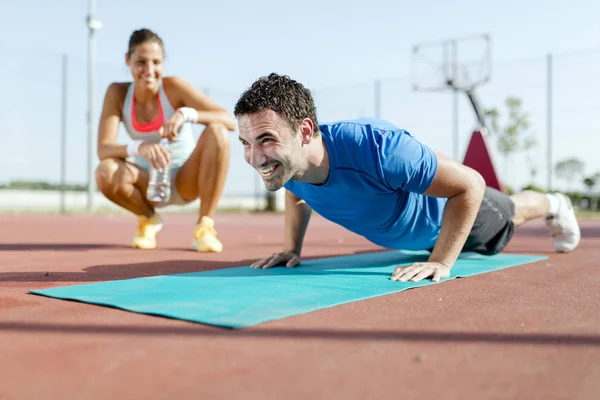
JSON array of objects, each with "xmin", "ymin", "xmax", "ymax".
[{"xmin": 30, "ymin": 250, "xmax": 546, "ymax": 329}]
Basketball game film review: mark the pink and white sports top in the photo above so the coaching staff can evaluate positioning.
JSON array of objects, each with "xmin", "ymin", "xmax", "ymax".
[{"xmin": 122, "ymin": 81, "xmax": 195, "ymax": 170}]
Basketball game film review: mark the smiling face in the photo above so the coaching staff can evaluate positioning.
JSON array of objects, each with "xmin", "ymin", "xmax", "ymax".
[
  {"xmin": 238, "ymin": 110, "xmax": 311, "ymax": 191},
  {"xmin": 125, "ymin": 40, "xmax": 164, "ymax": 92}
]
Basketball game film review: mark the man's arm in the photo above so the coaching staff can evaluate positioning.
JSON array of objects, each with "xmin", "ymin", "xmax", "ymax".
[
  {"xmin": 283, "ymin": 190, "xmax": 312, "ymax": 256},
  {"xmin": 376, "ymin": 130, "xmax": 485, "ymax": 264},
  {"xmin": 424, "ymin": 152, "xmax": 486, "ymax": 267},
  {"xmin": 391, "ymin": 151, "xmax": 486, "ymax": 282},
  {"xmin": 250, "ymin": 190, "xmax": 312, "ymax": 269}
]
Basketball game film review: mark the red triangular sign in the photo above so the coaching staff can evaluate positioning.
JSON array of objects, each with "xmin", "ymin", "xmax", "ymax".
[{"xmin": 462, "ymin": 130, "xmax": 505, "ymax": 193}]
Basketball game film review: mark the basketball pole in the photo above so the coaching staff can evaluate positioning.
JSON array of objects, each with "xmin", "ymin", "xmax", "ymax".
[
  {"xmin": 87, "ymin": 0, "xmax": 102, "ymax": 211},
  {"xmin": 452, "ymin": 90, "xmax": 459, "ymax": 160},
  {"xmin": 546, "ymin": 53, "xmax": 553, "ymax": 192},
  {"xmin": 451, "ymin": 40, "xmax": 459, "ymax": 161},
  {"xmin": 60, "ymin": 54, "xmax": 68, "ymax": 214},
  {"xmin": 374, "ymin": 79, "xmax": 382, "ymax": 118}
]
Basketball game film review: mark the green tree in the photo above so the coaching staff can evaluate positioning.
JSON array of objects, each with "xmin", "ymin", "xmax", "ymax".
[
  {"xmin": 484, "ymin": 97, "xmax": 537, "ymax": 184},
  {"xmin": 555, "ymin": 158, "xmax": 585, "ymax": 191},
  {"xmin": 583, "ymin": 172, "xmax": 600, "ymax": 193}
]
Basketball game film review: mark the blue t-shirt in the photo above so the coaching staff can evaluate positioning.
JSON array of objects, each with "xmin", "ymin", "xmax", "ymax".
[{"xmin": 284, "ymin": 118, "xmax": 447, "ymax": 250}]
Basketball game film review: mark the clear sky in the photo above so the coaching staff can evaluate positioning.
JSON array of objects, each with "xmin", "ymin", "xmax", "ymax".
[{"xmin": 1, "ymin": 0, "xmax": 599, "ymax": 194}]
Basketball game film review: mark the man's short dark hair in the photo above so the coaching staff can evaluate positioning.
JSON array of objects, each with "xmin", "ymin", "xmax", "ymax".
[{"xmin": 234, "ymin": 73, "xmax": 320, "ymax": 135}]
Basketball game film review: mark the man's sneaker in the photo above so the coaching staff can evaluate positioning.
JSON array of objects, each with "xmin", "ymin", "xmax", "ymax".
[
  {"xmin": 192, "ymin": 216, "xmax": 223, "ymax": 253},
  {"xmin": 545, "ymin": 193, "xmax": 581, "ymax": 253},
  {"xmin": 132, "ymin": 213, "xmax": 163, "ymax": 249}
]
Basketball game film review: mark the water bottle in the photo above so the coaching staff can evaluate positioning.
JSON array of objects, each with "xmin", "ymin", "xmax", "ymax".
[{"xmin": 146, "ymin": 138, "xmax": 172, "ymax": 203}]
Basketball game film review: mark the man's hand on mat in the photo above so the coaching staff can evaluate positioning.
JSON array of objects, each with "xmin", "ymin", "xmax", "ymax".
[
  {"xmin": 390, "ymin": 261, "xmax": 451, "ymax": 283},
  {"xmin": 251, "ymin": 251, "xmax": 301, "ymax": 269}
]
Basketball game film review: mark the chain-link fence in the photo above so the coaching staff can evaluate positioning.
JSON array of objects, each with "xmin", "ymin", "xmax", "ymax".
[{"xmin": 1, "ymin": 42, "xmax": 599, "ymax": 212}]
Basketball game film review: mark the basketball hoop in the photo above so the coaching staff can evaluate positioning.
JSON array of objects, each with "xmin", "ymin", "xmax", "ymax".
[{"xmin": 411, "ymin": 34, "xmax": 504, "ymax": 192}]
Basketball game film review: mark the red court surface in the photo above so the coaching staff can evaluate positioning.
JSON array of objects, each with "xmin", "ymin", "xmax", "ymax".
[{"xmin": 1, "ymin": 213, "xmax": 599, "ymax": 399}]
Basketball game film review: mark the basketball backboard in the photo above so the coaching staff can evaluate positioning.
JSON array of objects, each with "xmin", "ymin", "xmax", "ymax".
[{"xmin": 411, "ymin": 34, "xmax": 492, "ymax": 92}]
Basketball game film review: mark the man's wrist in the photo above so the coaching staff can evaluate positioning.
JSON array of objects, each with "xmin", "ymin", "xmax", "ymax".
[
  {"xmin": 427, "ymin": 257, "xmax": 453, "ymax": 269},
  {"xmin": 283, "ymin": 246, "xmax": 301, "ymax": 255}
]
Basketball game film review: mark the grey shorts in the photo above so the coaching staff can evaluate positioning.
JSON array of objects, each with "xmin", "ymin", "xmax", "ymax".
[{"xmin": 462, "ymin": 187, "xmax": 516, "ymax": 255}]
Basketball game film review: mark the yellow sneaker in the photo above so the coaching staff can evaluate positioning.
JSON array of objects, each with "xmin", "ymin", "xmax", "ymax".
[
  {"xmin": 192, "ymin": 216, "xmax": 223, "ymax": 253},
  {"xmin": 131, "ymin": 213, "xmax": 163, "ymax": 249}
]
